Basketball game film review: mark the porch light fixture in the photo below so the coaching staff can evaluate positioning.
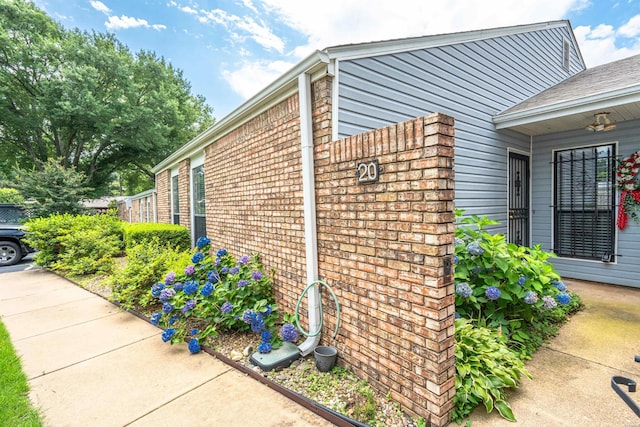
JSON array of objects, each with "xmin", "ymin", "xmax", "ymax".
[{"xmin": 585, "ymin": 112, "xmax": 617, "ymax": 132}]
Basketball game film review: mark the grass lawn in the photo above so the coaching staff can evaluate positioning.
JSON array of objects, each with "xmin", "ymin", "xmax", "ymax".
[{"xmin": 0, "ymin": 319, "xmax": 42, "ymax": 426}]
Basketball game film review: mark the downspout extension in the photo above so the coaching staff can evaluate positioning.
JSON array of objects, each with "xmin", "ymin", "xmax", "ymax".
[{"xmin": 297, "ymin": 72, "xmax": 322, "ymax": 357}]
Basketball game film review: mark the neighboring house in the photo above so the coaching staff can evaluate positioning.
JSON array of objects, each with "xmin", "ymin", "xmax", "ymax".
[
  {"xmin": 140, "ymin": 20, "xmax": 640, "ymax": 423},
  {"xmin": 117, "ymin": 190, "xmax": 156, "ymax": 223}
]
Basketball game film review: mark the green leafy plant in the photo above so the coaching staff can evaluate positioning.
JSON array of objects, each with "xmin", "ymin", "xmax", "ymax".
[
  {"xmin": 123, "ymin": 223, "xmax": 191, "ymax": 252},
  {"xmin": 452, "ymin": 319, "xmax": 531, "ymax": 424}
]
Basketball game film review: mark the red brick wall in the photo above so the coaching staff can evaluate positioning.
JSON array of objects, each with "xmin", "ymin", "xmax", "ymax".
[
  {"xmin": 315, "ymin": 114, "xmax": 456, "ymax": 426},
  {"xmin": 178, "ymin": 159, "xmax": 191, "ymax": 230},
  {"xmin": 156, "ymin": 170, "xmax": 171, "ymax": 224}
]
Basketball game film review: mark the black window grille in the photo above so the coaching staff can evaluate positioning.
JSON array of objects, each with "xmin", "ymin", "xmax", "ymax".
[
  {"xmin": 553, "ymin": 144, "xmax": 615, "ymax": 261},
  {"xmin": 172, "ymin": 175, "xmax": 180, "ymax": 225}
]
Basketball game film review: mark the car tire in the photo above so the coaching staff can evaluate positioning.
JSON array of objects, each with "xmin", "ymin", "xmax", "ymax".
[{"xmin": 0, "ymin": 241, "xmax": 22, "ymax": 266}]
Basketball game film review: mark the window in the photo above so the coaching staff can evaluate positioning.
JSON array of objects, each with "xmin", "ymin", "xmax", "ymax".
[
  {"xmin": 192, "ymin": 165, "xmax": 206, "ymax": 240},
  {"xmin": 554, "ymin": 144, "xmax": 615, "ymax": 261},
  {"xmin": 172, "ymin": 175, "xmax": 180, "ymax": 225}
]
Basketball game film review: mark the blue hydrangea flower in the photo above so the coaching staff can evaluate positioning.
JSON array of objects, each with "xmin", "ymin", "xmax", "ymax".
[
  {"xmin": 453, "ymin": 255, "xmax": 459, "ymax": 264},
  {"xmin": 190, "ymin": 328, "xmax": 198, "ymax": 336},
  {"xmin": 455, "ymin": 282, "xmax": 473, "ymax": 298},
  {"xmin": 159, "ymin": 288, "xmax": 175, "ymax": 302},
  {"xmin": 221, "ymin": 301, "xmax": 233, "ymax": 313},
  {"xmin": 466, "ymin": 241, "xmax": 485, "ymax": 256},
  {"xmin": 181, "ymin": 299, "xmax": 196, "ymax": 314},
  {"xmin": 173, "ymin": 282, "xmax": 183, "ymax": 292},
  {"xmin": 184, "ymin": 265, "xmax": 195, "ymax": 276},
  {"xmin": 264, "ymin": 305, "xmax": 272, "ymax": 316},
  {"xmin": 472, "ymin": 266, "xmax": 482, "ymax": 275},
  {"xmin": 191, "ymin": 252, "xmax": 204, "ymax": 264},
  {"xmin": 183, "ymin": 280, "xmax": 198, "ymax": 295},
  {"xmin": 553, "ymin": 280, "xmax": 567, "ymax": 292},
  {"xmin": 238, "ymin": 255, "xmax": 249, "ymax": 265},
  {"xmin": 237, "ymin": 279, "xmax": 249, "ymax": 288},
  {"xmin": 454, "ymin": 238, "xmax": 464, "ymax": 246},
  {"xmin": 557, "ymin": 292, "xmax": 571, "ymax": 305},
  {"xmin": 261, "ymin": 329, "xmax": 272, "ymax": 342},
  {"xmin": 280, "ymin": 324, "xmax": 299, "ymax": 342},
  {"xmin": 242, "ymin": 310, "xmax": 255, "ymax": 324},
  {"xmin": 200, "ymin": 281, "xmax": 214, "ymax": 297},
  {"xmin": 485, "ymin": 286, "xmax": 501, "ymax": 301},
  {"xmin": 542, "ymin": 295, "xmax": 557, "ymax": 310},
  {"xmin": 517, "ymin": 276, "xmax": 527, "ymax": 286},
  {"xmin": 216, "ymin": 248, "xmax": 228, "ymax": 258},
  {"xmin": 454, "ymin": 312, "xmax": 461, "ymax": 319},
  {"xmin": 524, "ymin": 291, "xmax": 538, "ymax": 304},
  {"xmin": 196, "ymin": 236, "xmax": 210, "ymax": 249},
  {"xmin": 164, "ymin": 271, "xmax": 176, "ymax": 285},
  {"xmin": 220, "ymin": 266, "xmax": 229, "ymax": 274},
  {"xmin": 150, "ymin": 312, "xmax": 162, "ymax": 326},
  {"xmin": 188, "ymin": 338, "xmax": 201, "ymax": 354},
  {"xmin": 230, "ymin": 267, "xmax": 239, "ymax": 275},
  {"xmin": 207, "ymin": 270, "xmax": 219, "ymax": 283},
  {"xmin": 151, "ymin": 282, "xmax": 164, "ymax": 298},
  {"xmin": 257, "ymin": 341, "xmax": 272, "ymax": 353},
  {"xmin": 251, "ymin": 317, "xmax": 265, "ymax": 333},
  {"xmin": 162, "ymin": 303, "xmax": 174, "ymax": 314},
  {"xmin": 169, "ymin": 315, "xmax": 178, "ymax": 325},
  {"xmin": 252, "ymin": 271, "xmax": 263, "ymax": 281},
  {"xmin": 161, "ymin": 328, "xmax": 175, "ymax": 342}
]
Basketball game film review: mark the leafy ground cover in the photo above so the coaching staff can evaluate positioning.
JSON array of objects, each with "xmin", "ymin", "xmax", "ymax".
[{"xmin": 0, "ymin": 319, "xmax": 42, "ymax": 426}]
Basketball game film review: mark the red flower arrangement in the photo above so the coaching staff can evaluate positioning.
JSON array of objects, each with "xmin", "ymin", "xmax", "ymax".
[{"xmin": 616, "ymin": 150, "xmax": 640, "ymax": 230}]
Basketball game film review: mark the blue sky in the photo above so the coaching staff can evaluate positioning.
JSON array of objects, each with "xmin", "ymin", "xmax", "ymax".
[{"xmin": 33, "ymin": 0, "xmax": 640, "ymax": 119}]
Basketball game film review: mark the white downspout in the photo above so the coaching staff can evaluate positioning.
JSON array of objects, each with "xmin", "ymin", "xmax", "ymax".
[{"xmin": 297, "ymin": 72, "xmax": 322, "ymax": 356}]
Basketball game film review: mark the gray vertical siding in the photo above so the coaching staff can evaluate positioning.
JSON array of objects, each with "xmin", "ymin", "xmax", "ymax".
[
  {"xmin": 336, "ymin": 25, "xmax": 582, "ymax": 231},
  {"xmin": 531, "ymin": 119, "xmax": 640, "ymax": 288}
]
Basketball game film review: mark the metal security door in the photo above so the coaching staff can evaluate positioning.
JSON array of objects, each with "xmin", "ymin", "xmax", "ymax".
[{"xmin": 508, "ymin": 152, "xmax": 530, "ymax": 246}]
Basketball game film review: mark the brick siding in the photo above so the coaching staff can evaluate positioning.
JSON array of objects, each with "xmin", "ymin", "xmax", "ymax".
[{"xmin": 156, "ymin": 170, "xmax": 171, "ymax": 224}]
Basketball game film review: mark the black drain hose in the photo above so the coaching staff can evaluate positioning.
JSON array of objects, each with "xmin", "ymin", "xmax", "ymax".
[{"xmin": 611, "ymin": 356, "xmax": 640, "ymax": 418}]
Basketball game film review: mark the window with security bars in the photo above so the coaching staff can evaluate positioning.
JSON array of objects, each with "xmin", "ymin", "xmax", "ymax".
[
  {"xmin": 172, "ymin": 175, "xmax": 180, "ymax": 225},
  {"xmin": 192, "ymin": 165, "xmax": 206, "ymax": 241},
  {"xmin": 554, "ymin": 144, "xmax": 615, "ymax": 261}
]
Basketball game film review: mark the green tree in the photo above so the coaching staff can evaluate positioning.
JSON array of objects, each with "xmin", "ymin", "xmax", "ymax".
[
  {"xmin": 0, "ymin": 0, "xmax": 214, "ymax": 195},
  {"xmin": 12, "ymin": 158, "xmax": 93, "ymax": 217}
]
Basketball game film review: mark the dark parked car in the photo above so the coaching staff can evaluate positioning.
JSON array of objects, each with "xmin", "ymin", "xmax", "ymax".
[{"xmin": 0, "ymin": 203, "xmax": 34, "ymax": 266}]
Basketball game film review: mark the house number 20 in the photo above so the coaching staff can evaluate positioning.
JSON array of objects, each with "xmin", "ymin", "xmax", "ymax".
[{"xmin": 356, "ymin": 160, "xmax": 381, "ymax": 184}]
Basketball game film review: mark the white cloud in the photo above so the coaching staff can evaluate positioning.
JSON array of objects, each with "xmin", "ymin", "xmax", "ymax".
[
  {"xmin": 618, "ymin": 14, "xmax": 640, "ymax": 37},
  {"xmin": 105, "ymin": 15, "xmax": 166, "ymax": 31},
  {"xmin": 180, "ymin": 6, "xmax": 198, "ymax": 15},
  {"xmin": 89, "ymin": 0, "xmax": 110, "ymax": 14},
  {"xmin": 222, "ymin": 59, "xmax": 295, "ymax": 99},
  {"xmin": 236, "ymin": 16, "xmax": 284, "ymax": 52},
  {"xmin": 574, "ymin": 23, "xmax": 640, "ymax": 66}
]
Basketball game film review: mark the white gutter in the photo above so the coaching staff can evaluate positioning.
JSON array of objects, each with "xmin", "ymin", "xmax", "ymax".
[{"xmin": 297, "ymin": 72, "xmax": 321, "ymax": 357}]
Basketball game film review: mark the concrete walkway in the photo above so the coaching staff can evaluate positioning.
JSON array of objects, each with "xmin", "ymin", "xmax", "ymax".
[
  {"xmin": 0, "ymin": 269, "xmax": 333, "ymax": 427},
  {"xmin": 469, "ymin": 279, "xmax": 640, "ymax": 426}
]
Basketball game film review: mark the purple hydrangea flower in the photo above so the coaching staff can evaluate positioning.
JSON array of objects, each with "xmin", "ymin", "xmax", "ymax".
[
  {"xmin": 557, "ymin": 292, "xmax": 571, "ymax": 305},
  {"xmin": 455, "ymin": 282, "xmax": 473, "ymax": 298},
  {"xmin": 221, "ymin": 301, "xmax": 233, "ymax": 313},
  {"xmin": 216, "ymin": 248, "xmax": 228, "ymax": 258},
  {"xmin": 188, "ymin": 338, "xmax": 201, "ymax": 353},
  {"xmin": 257, "ymin": 341, "xmax": 272, "ymax": 353},
  {"xmin": 220, "ymin": 266, "xmax": 229, "ymax": 274},
  {"xmin": 162, "ymin": 303, "xmax": 174, "ymax": 314},
  {"xmin": 280, "ymin": 324, "xmax": 299, "ymax": 342},
  {"xmin": 164, "ymin": 271, "xmax": 176, "ymax": 285},
  {"xmin": 517, "ymin": 276, "xmax": 527, "ymax": 286},
  {"xmin": 151, "ymin": 282, "xmax": 165, "ymax": 298},
  {"xmin": 191, "ymin": 252, "xmax": 204, "ymax": 264},
  {"xmin": 542, "ymin": 295, "xmax": 557, "ymax": 310},
  {"xmin": 184, "ymin": 265, "xmax": 195, "ymax": 276},
  {"xmin": 181, "ymin": 299, "xmax": 197, "ymax": 314},
  {"xmin": 200, "ymin": 281, "xmax": 214, "ymax": 297},
  {"xmin": 261, "ymin": 329, "xmax": 272, "ymax": 342},
  {"xmin": 252, "ymin": 271, "xmax": 263, "ymax": 281},
  {"xmin": 183, "ymin": 280, "xmax": 198, "ymax": 295},
  {"xmin": 238, "ymin": 255, "xmax": 249, "ymax": 265},
  {"xmin": 196, "ymin": 236, "xmax": 210, "ymax": 249},
  {"xmin": 485, "ymin": 286, "xmax": 501, "ymax": 301},
  {"xmin": 230, "ymin": 267, "xmax": 239, "ymax": 275},
  {"xmin": 553, "ymin": 280, "xmax": 567, "ymax": 292},
  {"xmin": 524, "ymin": 291, "xmax": 538, "ymax": 304},
  {"xmin": 159, "ymin": 288, "xmax": 176, "ymax": 302},
  {"xmin": 173, "ymin": 282, "xmax": 183, "ymax": 292},
  {"xmin": 207, "ymin": 270, "xmax": 219, "ymax": 283},
  {"xmin": 161, "ymin": 328, "xmax": 175, "ymax": 342},
  {"xmin": 150, "ymin": 312, "xmax": 162, "ymax": 326},
  {"xmin": 237, "ymin": 279, "xmax": 249, "ymax": 288},
  {"xmin": 466, "ymin": 241, "xmax": 484, "ymax": 256}
]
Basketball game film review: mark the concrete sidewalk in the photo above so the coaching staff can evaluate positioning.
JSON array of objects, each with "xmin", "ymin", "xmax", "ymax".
[
  {"xmin": 0, "ymin": 269, "xmax": 333, "ymax": 427},
  {"xmin": 469, "ymin": 279, "xmax": 640, "ymax": 426}
]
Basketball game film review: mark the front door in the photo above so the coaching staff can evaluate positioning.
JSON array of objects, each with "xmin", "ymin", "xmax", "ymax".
[{"xmin": 508, "ymin": 152, "xmax": 530, "ymax": 246}]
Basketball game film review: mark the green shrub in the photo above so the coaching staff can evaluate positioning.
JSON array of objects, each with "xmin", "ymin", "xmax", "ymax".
[
  {"xmin": 24, "ymin": 213, "xmax": 124, "ymax": 274},
  {"xmin": 0, "ymin": 188, "xmax": 24, "ymax": 204},
  {"xmin": 123, "ymin": 223, "xmax": 190, "ymax": 252},
  {"xmin": 108, "ymin": 239, "xmax": 189, "ymax": 311},
  {"xmin": 452, "ymin": 319, "xmax": 531, "ymax": 424}
]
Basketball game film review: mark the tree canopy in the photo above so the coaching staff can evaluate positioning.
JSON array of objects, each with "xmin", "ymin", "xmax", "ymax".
[{"xmin": 0, "ymin": 0, "xmax": 214, "ymax": 195}]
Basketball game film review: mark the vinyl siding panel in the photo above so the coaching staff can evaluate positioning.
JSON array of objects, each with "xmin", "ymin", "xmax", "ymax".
[
  {"xmin": 336, "ymin": 25, "xmax": 581, "ymax": 229},
  {"xmin": 531, "ymin": 119, "xmax": 640, "ymax": 288}
]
